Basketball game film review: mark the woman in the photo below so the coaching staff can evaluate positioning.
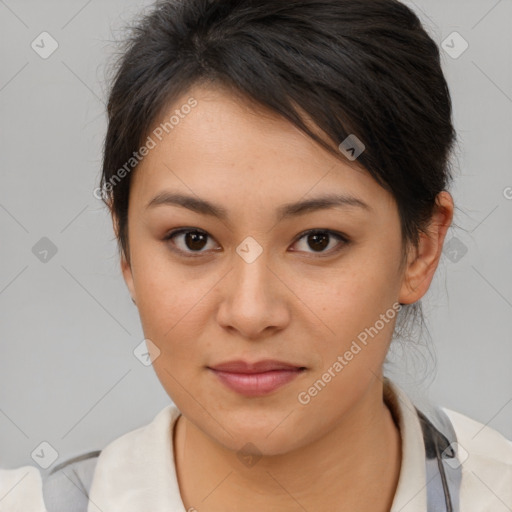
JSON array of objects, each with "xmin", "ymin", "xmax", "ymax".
[{"xmin": 6, "ymin": 0, "xmax": 511, "ymax": 510}]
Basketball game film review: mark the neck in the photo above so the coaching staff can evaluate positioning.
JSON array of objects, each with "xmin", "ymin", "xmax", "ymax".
[{"xmin": 173, "ymin": 378, "xmax": 401, "ymax": 512}]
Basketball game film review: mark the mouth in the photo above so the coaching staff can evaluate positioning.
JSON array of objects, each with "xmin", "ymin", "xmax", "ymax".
[{"xmin": 207, "ymin": 359, "xmax": 307, "ymax": 397}]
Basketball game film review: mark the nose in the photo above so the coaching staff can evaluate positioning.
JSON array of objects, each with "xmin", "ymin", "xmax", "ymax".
[{"xmin": 216, "ymin": 248, "xmax": 290, "ymax": 340}]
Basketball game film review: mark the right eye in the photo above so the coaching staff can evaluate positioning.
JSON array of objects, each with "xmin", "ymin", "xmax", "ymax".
[{"xmin": 163, "ymin": 228, "xmax": 220, "ymax": 257}]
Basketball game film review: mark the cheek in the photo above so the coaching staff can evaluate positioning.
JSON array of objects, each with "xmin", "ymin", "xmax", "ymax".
[
  {"xmin": 135, "ymin": 266, "xmax": 211, "ymax": 402},
  {"xmin": 309, "ymin": 253, "xmax": 401, "ymax": 365},
  {"xmin": 319, "ymin": 255, "xmax": 399, "ymax": 322},
  {"xmin": 130, "ymin": 248, "xmax": 208, "ymax": 351}
]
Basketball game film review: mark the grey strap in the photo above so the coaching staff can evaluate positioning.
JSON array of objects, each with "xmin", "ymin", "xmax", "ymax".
[
  {"xmin": 42, "ymin": 451, "xmax": 100, "ymax": 511},
  {"xmin": 417, "ymin": 407, "xmax": 463, "ymax": 512}
]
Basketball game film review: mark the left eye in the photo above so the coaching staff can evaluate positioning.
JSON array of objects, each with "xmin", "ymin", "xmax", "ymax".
[{"xmin": 292, "ymin": 229, "xmax": 349, "ymax": 255}]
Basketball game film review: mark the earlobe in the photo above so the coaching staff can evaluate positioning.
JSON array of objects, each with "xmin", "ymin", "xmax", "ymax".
[
  {"xmin": 398, "ymin": 191, "xmax": 454, "ymax": 304},
  {"xmin": 120, "ymin": 252, "xmax": 136, "ymax": 303},
  {"xmin": 113, "ymin": 212, "xmax": 137, "ymax": 304},
  {"xmin": 399, "ymin": 256, "xmax": 433, "ymax": 305}
]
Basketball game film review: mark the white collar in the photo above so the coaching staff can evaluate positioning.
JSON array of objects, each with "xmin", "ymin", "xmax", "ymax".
[
  {"xmin": 0, "ymin": 465, "xmax": 47, "ymax": 512},
  {"xmin": 86, "ymin": 378, "xmax": 428, "ymax": 512},
  {"xmin": 385, "ymin": 379, "xmax": 427, "ymax": 511}
]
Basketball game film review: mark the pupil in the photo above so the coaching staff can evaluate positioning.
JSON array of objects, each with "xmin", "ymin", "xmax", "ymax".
[
  {"xmin": 186, "ymin": 232, "xmax": 207, "ymax": 251},
  {"xmin": 308, "ymin": 233, "xmax": 328, "ymax": 251}
]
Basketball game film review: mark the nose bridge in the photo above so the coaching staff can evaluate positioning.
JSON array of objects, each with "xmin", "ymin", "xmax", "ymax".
[
  {"xmin": 231, "ymin": 236, "xmax": 274, "ymax": 301},
  {"xmin": 216, "ymin": 236, "xmax": 289, "ymax": 336}
]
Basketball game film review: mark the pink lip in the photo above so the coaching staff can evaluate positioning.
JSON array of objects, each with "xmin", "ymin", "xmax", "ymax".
[{"xmin": 207, "ymin": 360, "xmax": 306, "ymax": 397}]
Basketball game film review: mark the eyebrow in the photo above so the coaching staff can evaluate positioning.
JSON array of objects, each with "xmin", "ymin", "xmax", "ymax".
[{"xmin": 145, "ymin": 191, "xmax": 372, "ymax": 221}]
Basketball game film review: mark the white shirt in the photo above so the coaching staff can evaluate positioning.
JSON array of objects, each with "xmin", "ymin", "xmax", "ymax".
[
  {"xmin": 0, "ymin": 465, "xmax": 47, "ymax": 512},
  {"xmin": 2, "ymin": 379, "xmax": 511, "ymax": 511}
]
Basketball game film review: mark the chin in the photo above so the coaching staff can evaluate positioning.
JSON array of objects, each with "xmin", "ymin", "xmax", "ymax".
[{"xmin": 209, "ymin": 420, "xmax": 308, "ymax": 458}]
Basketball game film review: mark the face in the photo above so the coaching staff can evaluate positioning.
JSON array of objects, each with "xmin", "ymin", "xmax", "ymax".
[{"xmin": 119, "ymin": 83, "xmax": 445, "ymax": 456}]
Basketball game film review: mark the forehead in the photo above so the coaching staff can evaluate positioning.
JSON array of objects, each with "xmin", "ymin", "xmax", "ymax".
[{"xmin": 128, "ymin": 83, "xmax": 394, "ymax": 216}]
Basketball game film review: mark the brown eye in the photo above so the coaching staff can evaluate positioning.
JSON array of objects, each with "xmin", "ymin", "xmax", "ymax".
[
  {"xmin": 183, "ymin": 231, "xmax": 208, "ymax": 251},
  {"xmin": 306, "ymin": 232, "xmax": 329, "ymax": 252},
  {"xmin": 164, "ymin": 228, "xmax": 217, "ymax": 256},
  {"xmin": 291, "ymin": 229, "xmax": 349, "ymax": 255}
]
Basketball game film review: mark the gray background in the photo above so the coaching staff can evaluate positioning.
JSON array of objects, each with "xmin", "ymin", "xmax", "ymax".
[{"xmin": 0, "ymin": 0, "xmax": 511, "ymax": 472}]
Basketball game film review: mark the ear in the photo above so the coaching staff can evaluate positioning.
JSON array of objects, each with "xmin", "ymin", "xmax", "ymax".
[
  {"xmin": 112, "ymin": 212, "xmax": 137, "ymax": 303},
  {"xmin": 399, "ymin": 191, "xmax": 454, "ymax": 304},
  {"xmin": 120, "ymin": 250, "xmax": 136, "ymax": 303}
]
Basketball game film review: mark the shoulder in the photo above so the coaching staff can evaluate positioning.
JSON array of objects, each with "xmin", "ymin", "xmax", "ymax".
[
  {"xmin": 443, "ymin": 407, "xmax": 512, "ymax": 463},
  {"xmin": 42, "ymin": 450, "xmax": 101, "ymax": 511},
  {"xmin": 0, "ymin": 465, "xmax": 46, "ymax": 511},
  {"xmin": 442, "ymin": 407, "xmax": 512, "ymax": 509},
  {"xmin": 92, "ymin": 404, "xmax": 180, "ymax": 463}
]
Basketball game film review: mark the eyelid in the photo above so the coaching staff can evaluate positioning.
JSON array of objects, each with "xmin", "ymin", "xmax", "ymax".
[{"xmin": 290, "ymin": 229, "xmax": 350, "ymax": 256}]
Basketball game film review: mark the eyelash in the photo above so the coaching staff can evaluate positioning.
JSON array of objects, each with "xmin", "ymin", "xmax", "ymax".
[{"xmin": 162, "ymin": 228, "xmax": 350, "ymax": 258}]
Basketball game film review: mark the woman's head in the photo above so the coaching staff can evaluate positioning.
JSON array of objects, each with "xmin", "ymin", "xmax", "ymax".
[{"xmin": 99, "ymin": 0, "xmax": 454, "ymax": 454}]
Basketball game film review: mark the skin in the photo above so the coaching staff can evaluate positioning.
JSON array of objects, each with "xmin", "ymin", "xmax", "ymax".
[{"xmin": 117, "ymin": 82, "xmax": 454, "ymax": 511}]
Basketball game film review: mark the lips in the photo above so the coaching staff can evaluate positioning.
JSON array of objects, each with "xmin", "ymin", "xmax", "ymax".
[
  {"xmin": 207, "ymin": 359, "xmax": 306, "ymax": 396},
  {"xmin": 209, "ymin": 359, "xmax": 306, "ymax": 373}
]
